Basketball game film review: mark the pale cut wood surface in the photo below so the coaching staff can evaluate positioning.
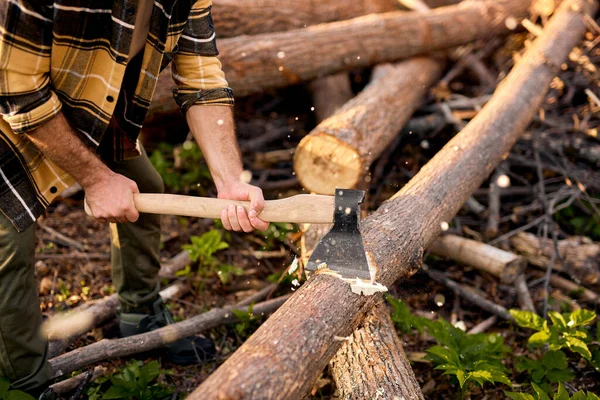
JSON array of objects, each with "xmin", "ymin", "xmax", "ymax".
[
  {"xmin": 188, "ymin": 1, "xmax": 597, "ymax": 397},
  {"xmin": 294, "ymin": 57, "xmax": 442, "ymax": 194}
]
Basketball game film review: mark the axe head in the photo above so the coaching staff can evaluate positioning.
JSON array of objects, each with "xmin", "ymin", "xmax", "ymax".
[{"xmin": 305, "ymin": 189, "xmax": 371, "ymax": 280}]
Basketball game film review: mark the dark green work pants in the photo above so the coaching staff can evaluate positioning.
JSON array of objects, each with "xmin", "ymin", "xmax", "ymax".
[{"xmin": 0, "ymin": 146, "xmax": 163, "ymax": 394}]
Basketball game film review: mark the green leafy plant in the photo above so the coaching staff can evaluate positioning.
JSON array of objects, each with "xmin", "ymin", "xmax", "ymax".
[
  {"xmin": 515, "ymin": 350, "xmax": 575, "ymax": 388},
  {"xmin": 425, "ymin": 318, "xmax": 512, "ymax": 395},
  {"xmin": 150, "ymin": 141, "xmax": 211, "ymax": 195},
  {"xmin": 386, "ymin": 297, "xmax": 511, "ymax": 397},
  {"xmin": 182, "ymin": 230, "xmax": 243, "ymax": 285},
  {"xmin": 387, "ymin": 295, "xmax": 433, "ymax": 334},
  {"xmin": 86, "ymin": 360, "xmax": 172, "ymax": 400},
  {"xmin": 0, "ymin": 378, "xmax": 34, "ymax": 400},
  {"xmin": 506, "ymin": 382, "xmax": 600, "ymax": 400},
  {"xmin": 231, "ymin": 304, "xmax": 262, "ymax": 339},
  {"xmin": 510, "ymin": 309, "xmax": 597, "ymax": 362}
]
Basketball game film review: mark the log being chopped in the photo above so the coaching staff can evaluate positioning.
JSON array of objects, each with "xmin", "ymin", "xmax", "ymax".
[{"xmin": 190, "ymin": 0, "xmax": 598, "ymax": 397}]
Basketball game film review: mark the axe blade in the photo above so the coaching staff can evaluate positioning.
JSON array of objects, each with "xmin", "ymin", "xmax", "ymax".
[{"xmin": 305, "ymin": 189, "xmax": 371, "ymax": 280}]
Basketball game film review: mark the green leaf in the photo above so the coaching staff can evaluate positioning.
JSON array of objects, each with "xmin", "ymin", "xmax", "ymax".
[
  {"xmin": 548, "ymin": 312, "xmax": 568, "ymax": 330},
  {"xmin": 546, "ymin": 368, "xmax": 575, "ymax": 383},
  {"xmin": 0, "ymin": 378, "xmax": 9, "ymax": 395},
  {"xmin": 140, "ymin": 360, "xmax": 160, "ymax": 385},
  {"xmin": 571, "ymin": 392, "xmax": 588, "ymax": 400},
  {"xmin": 565, "ymin": 336, "xmax": 592, "ymax": 360},
  {"xmin": 542, "ymin": 350, "xmax": 568, "ymax": 370},
  {"xmin": 505, "ymin": 392, "xmax": 535, "ymax": 400},
  {"xmin": 102, "ymin": 384, "xmax": 135, "ymax": 399},
  {"xmin": 532, "ymin": 382, "xmax": 551, "ymax": 400},
  {"xmin": 6, "ymin": 393, "xmax": 36, "ymax": 400},
  {"xmin": 511, "ymin": 310, "xmax": 545, "ymax": 331},
  {"xmin": 569, "ymin": 309, "xmax": 596, "ymax": 327},
  {"xmin": 455, "ymin": 369, "xmax": 467, "ymax": 388},
  {"xmin": 529, "ymin": 330, "xmax": 552, "ymax": 347},
  {"xmin": 586, "ymin": 392, "xmax": 600, "ymax": 400},
  {"xmin": 553, "ymin": 383, "xmax": 570, "ymax": 400}
]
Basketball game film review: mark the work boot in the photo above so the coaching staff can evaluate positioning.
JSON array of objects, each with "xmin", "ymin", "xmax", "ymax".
[
  {"xmin": 119, "ymin": 297, "xmax": 216, "ymax": 365},
  {"xmin": 38, "ymin": 387, "xmax": 59, "ymax": 399}
]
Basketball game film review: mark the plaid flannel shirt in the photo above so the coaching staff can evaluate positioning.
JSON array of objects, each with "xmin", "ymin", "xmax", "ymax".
[{"xmin": 0, "ymin": 0, "xmax": 234, "ymax": 232}]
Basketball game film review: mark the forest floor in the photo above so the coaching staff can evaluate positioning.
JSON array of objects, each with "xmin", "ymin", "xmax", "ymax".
[{"xmin": 35, "ymin": 16, "xmax": 600, "ymax": 400}]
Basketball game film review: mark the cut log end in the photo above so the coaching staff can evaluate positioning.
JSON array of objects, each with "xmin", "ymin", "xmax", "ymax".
[{"xmin": 294, "ymin": 133, "xmax": 363, "ymax": 194}]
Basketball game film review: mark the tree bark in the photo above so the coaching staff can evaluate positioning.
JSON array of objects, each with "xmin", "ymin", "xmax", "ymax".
[
  {"xmin": 308, "ymin": 73, "xmax": 354, "ymax": 124},
  {"xmin": 212, "ymin": 0, "xmax": 398, "ymax": 38},
  {"xmin": 148, "ymin": 0, "xmax": 532, "ymax": 120},
  {"xmin": 294, "ymin": 57, "xmax": 443, "ymax": 194},
  {"xmin": 302, "ymin": 64, "xmax": 424, "ymax": 399},
  {"xmin": 429, "ymin": 234, "xmax": 525, "ymax": 284},
  {"xmin": 330, "ymin": 302, "xmax": 424, "ymax": 400},
  {"xmin": 188, "ymin": 1, "xmax": 596, "ymax": 397},
  {"xmin": 510, "ymin": 232, "xmax": 600, "ymax": 286}
]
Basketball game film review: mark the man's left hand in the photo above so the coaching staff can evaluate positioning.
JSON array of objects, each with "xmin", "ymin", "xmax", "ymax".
[{"xmin": 217, "ymin": 182, "xmax": 269, "ymax": 232}]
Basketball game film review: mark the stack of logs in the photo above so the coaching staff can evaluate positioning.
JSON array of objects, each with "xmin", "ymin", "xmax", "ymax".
[{"xmin": 47, "ymin": 0, "xmax": 599, "ymax": 398}]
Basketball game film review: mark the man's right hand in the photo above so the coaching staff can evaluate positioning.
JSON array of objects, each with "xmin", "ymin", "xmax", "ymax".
[{"xmin": 84, "ymin": 172, "xmax": 140, "ymax": 224}]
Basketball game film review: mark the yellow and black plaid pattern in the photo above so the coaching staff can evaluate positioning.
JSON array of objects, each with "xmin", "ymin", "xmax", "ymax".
[{"xmin": 0, "ymin": 0, "xmax": 233, "ymax": 231}]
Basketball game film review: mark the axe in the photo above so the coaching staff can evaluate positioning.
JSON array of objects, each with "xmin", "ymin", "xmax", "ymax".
[{"xmin": 85, "ymin": 189, "xmax": 371, "ymax": 280}]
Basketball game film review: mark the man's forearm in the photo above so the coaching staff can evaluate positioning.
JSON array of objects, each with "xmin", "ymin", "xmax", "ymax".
[
  {"xmin": 25, "ymin": 112, "xmax": 112, "ymax": 188},
  {"xmin": 186, "ymin": 105, "xmax": 243, "ymax": 190}
]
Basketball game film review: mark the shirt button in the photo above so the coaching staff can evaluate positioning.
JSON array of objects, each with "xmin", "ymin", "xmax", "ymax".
[
  {"xmin": 125, "ymin": 7, "xmax": 135, "ymax": 15},
  {"xmin": 106, "ymin": 96, "xmax": 115, "ymax": 102},
  {"xmin": 50, "ymin": 186, "xmax": 57, "ymax": 194},
  {"xmin": 116, "ymin": 55, "xmax": 126, "ymax": 63}
]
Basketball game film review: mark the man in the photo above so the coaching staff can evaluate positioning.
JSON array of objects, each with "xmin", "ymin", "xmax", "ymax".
[{"xmin": 0, "ymin": 0, "xmax": 268, "ymax": 397}]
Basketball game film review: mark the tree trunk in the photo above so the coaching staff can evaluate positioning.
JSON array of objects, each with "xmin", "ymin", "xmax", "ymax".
[
  {"xmin": 212, "ymin": 0, "xmax": 399, "ymax": 38},
  {"xmin": 309, "ymin": 73, "xmax": 354, "ymax": 123},
  {"xmin": 294, "ymin": 57, "xmax": 442, "ymax": 194},
  {"xmin": 188, "ymin": 1, "xmax": 596, "ymax": 397},
  {"xmin": 330, "ymin": 302, "xmax": 424, "ymax": 400},
  {"xmin": 148, "ymin": 0, "xmax": 531, "ymax": 120}
]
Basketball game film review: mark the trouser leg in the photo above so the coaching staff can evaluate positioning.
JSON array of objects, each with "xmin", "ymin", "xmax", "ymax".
[
  {"xmin": 106, "ymin": 145, "xmax": 164, "ymax": 313},
  {"xmin": 0, "ymin": 212, "xmax": 52, "ymax": 394}
]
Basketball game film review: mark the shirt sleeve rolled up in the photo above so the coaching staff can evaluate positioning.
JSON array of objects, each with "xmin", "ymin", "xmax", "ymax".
[
  {"xmin": 0, "ymin": 0, "xmax": 62, "ymax": 134},
  {"xmin": 172, "ymin": 0, "xmax": 234, "ymax": 115}
]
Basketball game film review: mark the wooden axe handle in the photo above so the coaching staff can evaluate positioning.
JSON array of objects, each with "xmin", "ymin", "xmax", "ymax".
[{"xmin": 86, "ymin": 193, "xmax": 335, "ymax": 224}]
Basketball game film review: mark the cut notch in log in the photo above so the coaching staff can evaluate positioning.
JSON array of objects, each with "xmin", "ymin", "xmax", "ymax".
[{"xmin": 188, "ymin": 1, "xmax": 597, "ymax": 397}]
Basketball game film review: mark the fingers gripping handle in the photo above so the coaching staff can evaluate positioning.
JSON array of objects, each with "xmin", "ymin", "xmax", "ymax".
[{"xmin": 85, "ymin": 193, "xmax": 335, "ymax": 224}]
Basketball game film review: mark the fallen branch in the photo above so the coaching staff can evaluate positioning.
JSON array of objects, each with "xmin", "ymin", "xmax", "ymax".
[
  {"xmin": 429, "ymin": 234, "xmax": 525, "ymax": 284},
  {"xmin": 38, "ymin": 222, "xmax": 85, "ymax": 251},
  {"xmin": 47, "ymin": 281, "xmax": 189, "ymax": 358},
  {"xmin": 49, "ymin": 295, "xmax": 290, "ymax": 377},
  {"xmin": 188, "ymin": 1, "xmax": 596, "ymax": 396},
  {"xmin": 510, "ymin": 232, "xmax": 600, "ymax": 285},
  {"xmin": 531, "ymin": 271, "xmax": 600, "ymax": 304},
  {"xmin": 425, "ymin": 267, "xmax": 513, "ymax": 320}
]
